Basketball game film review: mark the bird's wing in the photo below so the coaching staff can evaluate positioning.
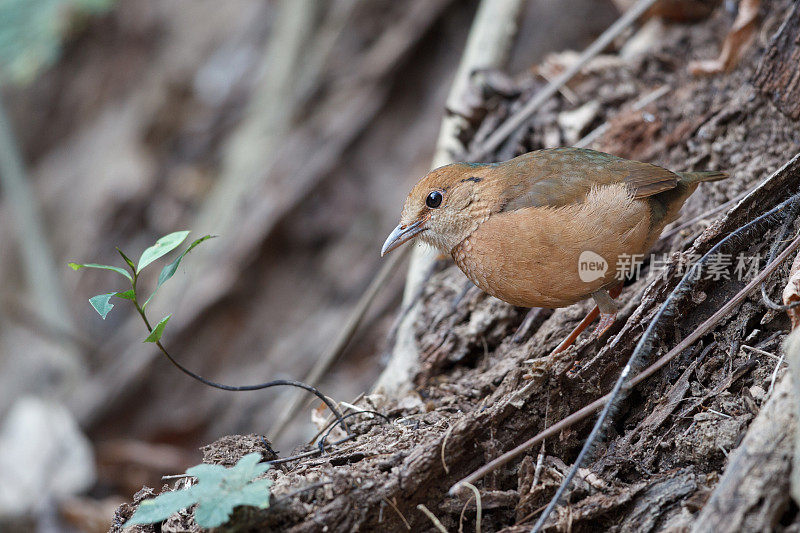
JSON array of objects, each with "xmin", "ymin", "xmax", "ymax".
[{"xmin": 495, "ymin": 148, "xmax": 679, "ymax": 212}]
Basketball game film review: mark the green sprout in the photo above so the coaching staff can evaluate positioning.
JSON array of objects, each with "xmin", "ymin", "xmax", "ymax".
[
  {"xmin": 68, "ymin": 231, "xmax": 213, "ymax": 341},
  {"xmin": 70, "ymin": 231, "xmax": 357, "ymax": 527}
]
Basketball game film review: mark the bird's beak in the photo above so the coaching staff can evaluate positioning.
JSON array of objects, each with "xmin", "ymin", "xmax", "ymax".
[{"xmin": 381, "ymin": 217, "xmax": 427, "ymax": 257}]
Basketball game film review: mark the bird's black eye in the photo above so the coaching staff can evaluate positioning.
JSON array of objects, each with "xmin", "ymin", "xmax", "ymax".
[{"xmin": 426, "ymin": 190, "xmax": 443, "ymax": 208}]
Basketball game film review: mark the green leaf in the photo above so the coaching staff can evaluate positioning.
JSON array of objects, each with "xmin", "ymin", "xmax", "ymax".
[
  {"xmin": 68, "ymin": 262, "xmax": 132, "ymax": 281},
  {"xmin": 123, "ymin": 452, "xmax": 271, "ymax": 528},
  {"xmin": 184, "ymin": 463, "xmax": 227, "ymax": 482},
  {"xmin": 88, "ymin": 290, "xmax": 136, "ymax": 319},
  {"xmin": 144, "ymin": 315, "xmax": 171, "ymax": 343},
  {"xmin": 143, "ymin": 235, "xmax": 215, "ymax": 308},
  {"xmin": 89, "ymin": 293, "xmax": 115, "ymax": 319},
  {"xmin": 126, "ymin": 488, "xmax": 198, "ymax": 526},
  {"xmin": 189, "ymin": 453, "xmax": 271, "ymax": 528},
  {"xmin": 114, "ymin": 289, "xmax": 136, "ymax": 301},
  {"xmin": 186, "ymin": 453, "xmax": 269, "ymax": 487},
  {"xmin": 194, "ymin": 479, "xmax": 271, "ymax": 527},
  {"xmin": 116, "ymin": 247, "xmax": 136, "ymax": 273},
  {"xmin": 137, "ymin": 231, "xmax": 190, "ymax": 272}
]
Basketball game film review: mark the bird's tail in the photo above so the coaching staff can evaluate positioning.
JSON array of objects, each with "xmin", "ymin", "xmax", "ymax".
[{"xmin": 678, "ymin": 170, "xmax": 729, "ymax": 184}]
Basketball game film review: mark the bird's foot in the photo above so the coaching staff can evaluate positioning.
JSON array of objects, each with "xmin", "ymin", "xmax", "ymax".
[
  {"xmin": 564, "ymin": 312, "xmax": 617, "ymax": 376},
  {"xmin": 593, "ymin": 312, "xmax": 617, "ymax": 338},
  {"xmin": 549, "ymin": 284, "xmax": 622, "ymax": 357},
  {"xmin": 589, "ymin": 288, "xmax": 618, "ymax": 338},
  {"xmin": 550, "ymin": 306, "xmax": 599, "ymax": 355}
]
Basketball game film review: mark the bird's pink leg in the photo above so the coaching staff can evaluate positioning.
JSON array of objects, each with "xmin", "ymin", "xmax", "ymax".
[
  {"xmin": 550, "ymin": 306, "xmax": 600, "ymax": 355},
  {"xmin": 550, "ymin": 283, "xmax": 622, "ymax": 356}
]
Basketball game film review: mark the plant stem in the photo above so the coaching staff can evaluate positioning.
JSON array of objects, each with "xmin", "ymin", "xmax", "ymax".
[{"xmin": 127, "ymin": 276, "xmax": 349, "ymax": 440}]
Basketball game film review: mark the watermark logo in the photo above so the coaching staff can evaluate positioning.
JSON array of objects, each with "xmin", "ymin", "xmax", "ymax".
[
  {"xmin": 579, "ymin": 251, "xmax": 763, "ymax": 283},
  {"xmin": 578, "ymin": 251, "xmax": 608, "ymax": 282},
  {"xmin": 613, "ymin": 252, "xmax": 762, "ymax": 282}
]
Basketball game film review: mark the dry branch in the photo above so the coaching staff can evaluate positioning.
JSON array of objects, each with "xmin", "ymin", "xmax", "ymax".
[
  {"xmin": 375, "ymin": 0, "xmax": 526, "ymax": 397},
  {"xmin": 754, "ymin": 2, "xmax": 800, "ymax": 120},
  {"xmin": 466, "ymin": 0, "xmax": 659, "ymax": 162}
]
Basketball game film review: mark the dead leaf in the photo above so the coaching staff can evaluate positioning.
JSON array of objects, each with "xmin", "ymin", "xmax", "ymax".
[{"xmin": 689, "ymin": 0, "xmax": 761, "ymax": 76}]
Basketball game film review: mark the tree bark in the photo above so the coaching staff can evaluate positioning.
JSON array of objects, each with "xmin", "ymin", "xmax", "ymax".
[{"xmin": 754, "ymin": 3, "xmax": 800, "ymax": 121}]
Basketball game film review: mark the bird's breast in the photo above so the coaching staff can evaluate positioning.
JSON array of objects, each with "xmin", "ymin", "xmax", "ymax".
[{"xmin": 451, "ymin": 184, "xmax": 654, "ymax": 309}]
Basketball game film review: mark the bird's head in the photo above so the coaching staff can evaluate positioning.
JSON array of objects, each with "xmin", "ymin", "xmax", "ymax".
[{"xmin": 381, "ymin": 163, "xmax": 491, "ymax": 256}]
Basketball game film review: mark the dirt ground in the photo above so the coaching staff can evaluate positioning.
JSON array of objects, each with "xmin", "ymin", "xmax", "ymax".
[{"xmin": 112, "ymin": 1, "xmax": 800, "ymax": 531}]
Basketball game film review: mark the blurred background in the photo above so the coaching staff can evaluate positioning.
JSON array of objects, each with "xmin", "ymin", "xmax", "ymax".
[{"xmin": 0, "ymin": 0, "xmax": 618, "ymax": 530}]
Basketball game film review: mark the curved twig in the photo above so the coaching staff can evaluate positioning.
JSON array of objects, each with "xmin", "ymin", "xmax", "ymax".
[
  {"xmin": 461, "ymin": 482, "xmax": 483, "ymax": 533},
  {"xmin": 318, "ymin": 409, "xmax": 391, "ymax": 452},
  {"xmin": 132, "ymin": 299, "xmax": 349, "ymax": 437},
  {"xmin": 157, "ymin": 340, "xmax": 349, "ymax": 443},
  {"xmin": 417, "ymin": 504, "xmax": 449, "ymax": 533},
  {"xmin": 265, "ymin": 435, "xmax": 357, "ymax": 466}
]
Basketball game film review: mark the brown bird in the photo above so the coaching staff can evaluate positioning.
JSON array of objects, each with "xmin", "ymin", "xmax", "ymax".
[{"xmin": 382, "ymin": 147, "xmax": 727, "ymax": 352}]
